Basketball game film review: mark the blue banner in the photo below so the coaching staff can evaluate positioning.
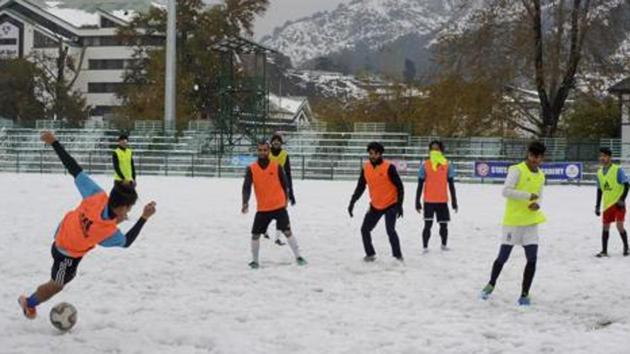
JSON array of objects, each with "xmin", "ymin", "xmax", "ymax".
[
  {"xmin": 474, "ymin": 161, "xmax": 583, "ymax": 181},
  {"xmin": 229, "ymin": 155, "xmax": 257, "ymax": 167}
]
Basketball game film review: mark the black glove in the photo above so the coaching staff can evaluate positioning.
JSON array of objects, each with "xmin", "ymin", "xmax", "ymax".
[
  {"xmin": 452, "ymin": 201, "xmax": 458, "ymax": 212},
  {"xmin": 348, "ymin": 202, "xmax": 355, "ymax": 218},
  {"xmin": 289, "ymin": 193, "xmax": 296, "ymax": 206},
  {"xmin": 595, "ymin": 205, "xmax": 601, "ymax": 217},
  {"xmin": 416, "ymin": 201, "xmax": 422, "ymax": 211},
  {"xmin": 396, "ymin": 203, "xmax": 403, "ymax": 219}
]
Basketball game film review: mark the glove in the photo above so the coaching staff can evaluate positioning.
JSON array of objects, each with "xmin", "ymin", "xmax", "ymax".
[
  {"xmin": 416, "ymin": 202, "xmax": 422, "ymax": 214},
  {"xmin": 616, "ymin": 200, "xmax": 626, "ymax": 208},
  {"xmin": 595, "ymin": 205, "xmax": 601, "ymax": 217},
  {"xmin": 348, "ymin": 202, "xmax": 355, "ymax": 218},
  {"xmin": 452, "ymin": 201, "xmax": 459, "ymax": 213},
  {"xmin": 289, "ymin": 194, "xmax": 296, "ymax": 206},
  {"xmin": 396, "ymin": 203, "xmax": 403, "ymax": 219}
]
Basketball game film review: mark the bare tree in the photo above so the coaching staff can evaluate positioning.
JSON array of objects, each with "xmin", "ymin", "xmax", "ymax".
[
  {"xmin": 437, "ymin": 0, "xmax": 628, "ymax": 137},
  {"xmin": 29, "ymin": 37, "xmax": 87, "ymax": 125},
  {"xmin": 523, "ymin": 0, "xmax": 592, "ymax": 137}
]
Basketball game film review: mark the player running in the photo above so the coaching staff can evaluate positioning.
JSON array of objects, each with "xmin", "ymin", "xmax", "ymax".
[
  {"xmin": 480, "ymin": 142, "xmax": 546, "ymax": 306},
  {"xmin": 264, "ymin": 133, "xmax": 296, "ymax": 246},
  {"xmin": 595, "ymin": 147, "xmax": 630, "ymax": 257},
  {"xmin": 18, "ymin": 131, "xmax": 156, "ymax": 319},
  {"xmin": 242, "ymin": 141, "xmax": 306, "ymax": 269},
  {"xmin": 348, "ymin": 142, "xmax": 404, "ymax": 262},
  {"xmin": 416, "ymin": 140, "xmax": 458, "ymax": 252}
]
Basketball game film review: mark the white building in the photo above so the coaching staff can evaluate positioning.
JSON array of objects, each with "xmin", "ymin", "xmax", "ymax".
[{"xmin": 0, "ymin": 0, "xmax": 162, "ymax": 120}]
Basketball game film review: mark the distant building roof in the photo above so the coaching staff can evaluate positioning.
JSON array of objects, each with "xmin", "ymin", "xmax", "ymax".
[
  {"xmin": 268, "ymin": 94, "xmax": 306, "ymax": 116},
  {"xmin": 268, "ymin": 94, "xmax": 313, "ymax": 128},
  {"xmin": 610, "ymin": 77, "xmax": 630, "ymax": 94},
  {"xmin": 44, "ymin": 1, "xmax": 100, "ymax": 27},
  {"xmin": 0, "ymin": 0, "xmax": 162, "ymax": 30}
]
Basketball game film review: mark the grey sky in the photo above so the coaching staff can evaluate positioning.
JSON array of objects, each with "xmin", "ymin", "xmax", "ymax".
[{"xmin": 254, "ymin": 0, "xmax": 347, "ymax": 39}]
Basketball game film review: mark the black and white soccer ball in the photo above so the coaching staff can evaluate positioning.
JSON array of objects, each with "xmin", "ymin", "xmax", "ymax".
[{"xmin": 50, "ymin": 302, "xmax": 77, "ymax": 332}]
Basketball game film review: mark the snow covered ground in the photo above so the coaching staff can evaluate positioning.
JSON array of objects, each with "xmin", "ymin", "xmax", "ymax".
[{"xmin": 2, "ymin": 173, "xmax": 630, "ymax": 354}]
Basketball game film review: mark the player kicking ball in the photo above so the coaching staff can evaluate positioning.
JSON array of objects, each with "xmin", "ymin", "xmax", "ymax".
[
  {"xmin": 480, "ymin": 142, "xmax": 546, "ymax": 306},
  {"xmin": 18, "ymin": 131, "xmax": 156, "ymax": 319},
  {"xmin": 242, "ymin": 141, "xmax": 306, "ymax": 269}
]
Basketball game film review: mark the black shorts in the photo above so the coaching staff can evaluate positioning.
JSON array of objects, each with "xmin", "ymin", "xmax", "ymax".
[
  {"xmin": 252, "ymin": 208, "xmax": 290, "ymax": 235},
  {"xmin": 424, "ymin": 203, "xmax": 450, "ymax": 223},
  {"xmin": 51, "ymin": 244, "xmax": 82, "ymax": 286}
]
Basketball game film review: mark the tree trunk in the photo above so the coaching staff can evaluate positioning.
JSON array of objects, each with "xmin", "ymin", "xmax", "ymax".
[
  {"xmin": 54, "ymin": 43, "xmax": 68, "ymax": 120},
  {"xmin": 526, "ymin": 0, "xmax": 590, "ymax": 138}
]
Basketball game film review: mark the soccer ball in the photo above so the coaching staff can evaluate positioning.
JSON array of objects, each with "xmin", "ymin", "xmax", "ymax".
[{"xmin": 49, "ymin": 302, "xmax": 77, "ymax": 332}]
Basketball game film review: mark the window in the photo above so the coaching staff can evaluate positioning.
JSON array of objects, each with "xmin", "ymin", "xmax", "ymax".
[
  {"xmin": 100, "ymin": 17, "xmax": 118, "ymax": 28},
  {"xmin": 33, "ymin": 31, "xmax": 58, "ymax": 48},
  {"xmin": 0, "ymin": 38, "xmax": 16, "ymax": 45},
  {"xmin": 88, "ymin": 82, "xmax": 124, "ymax": 93},
  {"xmin": 89, "ymin": 59, "xmax": 124, "ymax": 70},
  {"xmin": 83, "ymin": 36, "xmax": 123, "ymax": 47},
  {"xmin": 101, "ymin": 36, "xmax": 122, "ymax": 46},
  {"xmin": 82, "ymin": 35, "xmax": 164, "ymax": 47},
  {"xmin": 92, "ymin": 105, "xmax": 114, "ymax": 115},
  {"xmin": 83, "ymin": 36, "xmax": 99, "ymax": 46},
  {"xmin": 88, "ymin": 59, "xmax": 141, "ymax": 70}
]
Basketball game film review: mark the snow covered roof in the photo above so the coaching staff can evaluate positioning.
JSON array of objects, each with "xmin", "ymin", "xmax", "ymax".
[
  {"xmin": 109, "ymin": 9, "xmax": 136, "ymax": 23},
  {"xmin": 150, "ymin": 1, "xmax": 165, "ymax": 10},
  {"xmin": 269, "ymin": 94, "xmax": 308, "ymax": 116},
  {"xmin": 0, "ymin": 6, "xmax": 70, "ymax": 41},
  {"xmin": 44, "ymin": 1, "xmax": 99, "ymax": 27},
  {"xmin": 0, "ymin": 0, "xmax": 156, "ymax": 30},
  {"xmin": 267, "ymin": 94, "xmax": 314, "ymax": 125}
]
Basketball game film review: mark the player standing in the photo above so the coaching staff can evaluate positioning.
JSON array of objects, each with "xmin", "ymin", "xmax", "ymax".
[
  {"xmin": 416, "ymin": 140, "xmax": 458, "ymax": 252},
  {"xmin": 242, "ymin": 141, "xmax": 306, "ymax": 269},
  {"xmin": 112, "ymin": 134, "xmax": 136, "ymax": 187},
  {"xmin": 480, "ymin": 142, "xmax": 546, "ymax": 306},
  {"xmin": 595, "ymin": 147, "xmax": 630, "ymax": 257},
  {"xmin": 265, "ymin": 133, "xmax": 296, "ymax": 246},
  {"xmin": 348, "ymin": 142, "xmax": 404, "ymax": 262}
]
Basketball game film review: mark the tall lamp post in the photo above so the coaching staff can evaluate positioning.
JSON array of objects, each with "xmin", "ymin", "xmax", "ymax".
[{"xmin": 164, "ymin": 0, "xmax": 176, "ymax": 132}]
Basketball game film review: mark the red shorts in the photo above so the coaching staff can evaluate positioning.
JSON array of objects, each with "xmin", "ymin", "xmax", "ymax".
[{"xmin": 603, "ymin": 205, "xmax": 626, "ymax": 224}]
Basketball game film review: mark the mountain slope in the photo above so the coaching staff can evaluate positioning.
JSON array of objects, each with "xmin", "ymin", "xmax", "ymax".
[
  {"xmin": 261, "ymin": 0, "xmax": 629, "ymax": 82},
  {"xmin": 260, "ymin": 0, "xmax": 480, "ymax": 73}
]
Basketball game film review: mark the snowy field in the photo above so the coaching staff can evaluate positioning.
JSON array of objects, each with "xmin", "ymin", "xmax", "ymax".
[{"xmin": 2, "ymin": 173, "xmax": 630, "ymax": 354}]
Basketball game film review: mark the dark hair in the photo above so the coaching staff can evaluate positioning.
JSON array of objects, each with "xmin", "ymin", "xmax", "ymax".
[
  {"xmin": 528, "ymin": 141, "xmax": 546, "ymax": 156},
  {"xmin": 367, "ymin": 142, "xmax": 384, "ymax": 154},
  {"xmin": 270, "ymin": 133, "xmax": 283, "ymax": 144},
  {"xmin": 118, "ymin": 134, "xmax": 129, "ymax": 141},
  {"xmin": 429, "ymin": 140, "xmax": 444, "ymax": 152},
  {"xmin": 599, "ymin": 147, "xmax": 613, "ymax": 157},
  {"xmin": 109, "ymin": 183, "xmax": 138, "ymax": 209},
  {"xmin": 257, "ymin": 140, "xmax": 270, "ymax": 147}
]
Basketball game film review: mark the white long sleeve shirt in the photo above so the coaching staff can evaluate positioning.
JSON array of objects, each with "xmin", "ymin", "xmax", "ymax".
[{"xmin": 502, "ymin": 165, "xmax": 543, "ymax": 202}]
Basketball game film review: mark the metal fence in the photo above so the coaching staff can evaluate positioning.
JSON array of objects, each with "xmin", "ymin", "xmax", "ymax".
[
  {"xmin": 0, "ymin": 127, "xmax": 625, "ymax": 184},
  {"xmin": 0, "ymin": 148, "xmax": 615, "ymax": 185}
]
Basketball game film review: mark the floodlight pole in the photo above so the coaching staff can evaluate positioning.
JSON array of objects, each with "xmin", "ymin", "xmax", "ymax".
[{"xmin": 164, "ymin": 0, "xmax": 176, "ymax": 132}]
